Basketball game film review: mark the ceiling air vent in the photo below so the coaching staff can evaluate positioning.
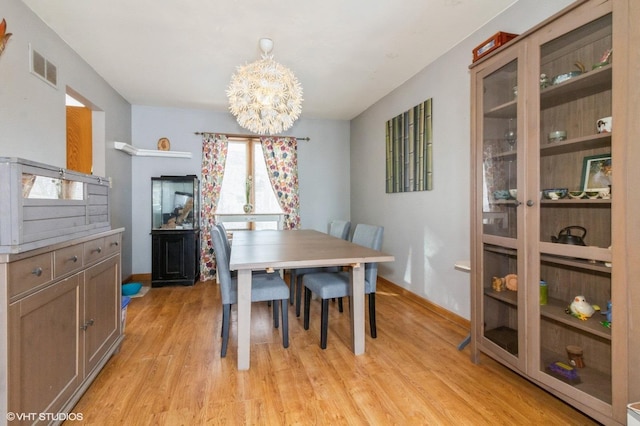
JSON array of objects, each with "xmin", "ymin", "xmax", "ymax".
[{"xmin": 29, "ymin": 44, "xmax": 57, "ymax": 87}]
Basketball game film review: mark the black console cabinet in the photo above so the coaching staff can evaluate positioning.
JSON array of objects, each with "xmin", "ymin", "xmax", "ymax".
[{"xmin": 151, "ymin": 229, "xmax": 200, "ymax": 287}]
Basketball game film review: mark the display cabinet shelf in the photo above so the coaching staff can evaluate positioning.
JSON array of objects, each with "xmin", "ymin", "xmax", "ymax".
[
  {"xmin": 540, "ymin": 254, "xmax": 611, "ymax": 274},
  {"xmin": 489, "ymin": 199, "xmax": 518, "ymax": 206},
  {"xmin": 484, "ymin": 326, "xmax": 518, "ymax": 356},
  {"xmin": 483, "ymin": 244, "xmax": 516, "ymax": 257},
  {"xmin": 487, "ymin": 132, "xmax": 611, "ymax": 159},
  {"xmin": 541, "ymin": 348, "xmax": 611, "ymax": 404},
  {"xmin": 485, "ymin": 291, "xmax": 612, "ymax": 340},
  {"xmin": 484, "ymin": 288, "xmax": 517, "ymax": 306},
  {"xmin": 490, "ymin": 197, "xmax": 611, "ymax": 206},
  {"xmin": 540, "ymin": 65, "xmax": 612, "ymax": 109},
  {"xmin": 483, "ymin": 67, "xmax": 612, "ymax": 121},
  {"xmin": 539, "ymin": 242, "xmax": 611, "ymax": 263},
  {"xmin": 485, "ymin": 100, "xmax": 517, "ymax": 119},
  {"xmin": 541, "ymin": 297, "xmax": 611, "ymax": 340},
  {"xmin": 540, "ymin": 133, "xmax": 611, "ymax": 156},
  {"xmin": 540, "ymin": 198, "xmax": 611, "ymax": 205}
]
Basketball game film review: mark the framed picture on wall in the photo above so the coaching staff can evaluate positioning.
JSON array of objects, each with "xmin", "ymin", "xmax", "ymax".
[
  {"xmin": 385, "ymin": 98, "xmax": 433, "ymax": 193},
  {"xmin": 580, "ymin": 154, "xmax": 611, "ymax": 191}
]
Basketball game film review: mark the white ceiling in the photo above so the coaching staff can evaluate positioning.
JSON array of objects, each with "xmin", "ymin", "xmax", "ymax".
[{"xmin": 23, "ymin": 0, "xmax": 517, "ymax": 120}]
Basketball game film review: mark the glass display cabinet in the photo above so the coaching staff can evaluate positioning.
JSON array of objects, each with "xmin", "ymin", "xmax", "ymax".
[
  {"xmin": 151, "ymin": 175, "xmax": 200, "ymax": 287},
  {"xmin": 470, "ymin": 1, "xmax": 640, "ymax": 424}
]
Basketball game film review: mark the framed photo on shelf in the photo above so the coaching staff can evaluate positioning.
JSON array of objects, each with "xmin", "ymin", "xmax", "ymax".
[{"xmin": 581, "ymin": 154, "xmax": 611, "ymax": 191}]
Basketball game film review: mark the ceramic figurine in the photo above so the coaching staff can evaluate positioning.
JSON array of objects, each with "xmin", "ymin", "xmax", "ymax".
[
  {"xmin": 505, "ymin": 273, "xmax": 517, "ymax": 291},
  {"xmin": 569, "ymin": 295, "xmax": 597, "ymax": 320},
  {"xmin": 540, "ymin": 73, "xmax": 550, "ymax": 89},
  {"xmin": 492, "ymin": 276, "xmax": 506, "ymax": 292},
  {"xmin": 600, "ymin": 300, "xmax": 612, "ymax": 323}
]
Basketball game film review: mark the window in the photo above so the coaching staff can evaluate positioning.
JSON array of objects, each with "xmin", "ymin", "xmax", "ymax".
[{"xmin": 216, "ymin": 138, "xmax": 281, "ymax": 230}]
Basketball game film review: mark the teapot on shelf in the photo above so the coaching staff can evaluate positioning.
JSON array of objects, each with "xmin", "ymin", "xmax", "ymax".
[{"xmin": 551, "ymin": 226, "xmax": 587, "ymax": 245}]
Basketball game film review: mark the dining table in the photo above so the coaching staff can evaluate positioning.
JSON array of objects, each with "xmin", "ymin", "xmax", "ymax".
[{"xmin": 229, "ymin": 229, "xmax": 395, "ymax": 370}]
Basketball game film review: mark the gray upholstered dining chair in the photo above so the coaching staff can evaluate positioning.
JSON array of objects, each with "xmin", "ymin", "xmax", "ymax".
[
  {"xmin": 290, "ymin": 220, "xmax": 351, "ymax": 317},
  {"xmin": 215, "ymin": 222, "xmax": 235, "ymax": 277},
  {"xmin": 216, "ymin": 222, "xmax": 270, "ymax": 278},
  {"xmin": 210, "ymin": 226, "xmax": 290, "ymax": 357},
  {"xmin": 216, "ymin": 222, "xmax": 232, "ymax": 259},
  {"xmin": 302, "ymin": 223, "xmax": 383, "ymax": 349}
]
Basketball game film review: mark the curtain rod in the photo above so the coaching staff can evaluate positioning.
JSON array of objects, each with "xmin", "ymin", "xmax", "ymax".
[{"xmin": 194, "ymin": 131, "xmax": 310, "ymax": 141}]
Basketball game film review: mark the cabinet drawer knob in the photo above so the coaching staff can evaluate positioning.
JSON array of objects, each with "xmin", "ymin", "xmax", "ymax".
[
  {"xmin": 31, "ymin": 267, "xmax": 43, "ymax": 277},
  {"xmin": 70, "ymin": 255, "xmax": 79, "ymax": 263},
  {"xmin": 526, "ymin": 200, "xmax": 535, "ymax": 207},
  {"xmin": 111, "ymin": 241, "xmax": 119, "ymax": 247},
  {"xmin": 81, "ymin": 319, "xmax": 95, "ymax": 331},
  {"xmin": 95, "ymin": 247, "xmax": 102, "ymax": 254}
]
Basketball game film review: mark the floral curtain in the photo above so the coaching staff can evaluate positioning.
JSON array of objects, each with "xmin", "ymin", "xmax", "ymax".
[
  {"xmin": 260, "ymin": 136, "xmax": 301, "ymax": 230},
  {"xmin": 200, "ymin": 134, "xmax": 229, "ymax": 281}
]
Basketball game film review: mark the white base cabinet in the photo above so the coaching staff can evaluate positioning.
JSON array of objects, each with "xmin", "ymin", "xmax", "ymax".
[{"xmin": 1, "ymin": 229, "xmax": 124, "ymax": 425}]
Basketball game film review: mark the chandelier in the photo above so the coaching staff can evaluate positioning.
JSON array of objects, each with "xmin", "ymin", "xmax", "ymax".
[{"xmin": 227, "ymin": 38, "xmax": 303, "ymax": 135}]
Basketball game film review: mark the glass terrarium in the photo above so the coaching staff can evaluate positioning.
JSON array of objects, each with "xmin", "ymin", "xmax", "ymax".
[{"xmin": 151, "ymin": 175, "xmax": 199, "ymax": 230}]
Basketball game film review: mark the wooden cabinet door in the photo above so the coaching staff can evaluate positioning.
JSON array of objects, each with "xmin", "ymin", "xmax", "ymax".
[
  {"xmin": 8, "ymin": 274, "xmax": 82, "ymax": 419},
  {"xmin": 530, "ymin": 7, "xmax": 614, "ymax": 415},
  {"xmin": 152, "ymin": 232, "xmax": 187, "ymax": 282},
  {"xmin": 470, "ymin": 42, "xmax": 527, "ymax": 372},
  {"xmin": 84, "ymin": 255, "xmax": 119, "ymax": 375},
  {"xmin": 66, "ymin": 105, "xmax": 92, "ymax": 174},
  {"xmin": 152, "ymin": 231, "xmax": 199, "ymax": 286}
]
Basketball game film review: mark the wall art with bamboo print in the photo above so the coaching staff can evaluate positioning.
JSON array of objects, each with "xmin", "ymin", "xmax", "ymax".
[{"xmin": 385, "ymin": 98, "xmax": 433, "ymax": 193}]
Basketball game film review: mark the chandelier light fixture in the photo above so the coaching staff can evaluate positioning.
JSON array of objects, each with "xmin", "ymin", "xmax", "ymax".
[{"xmin": 227, "ymin": 38, "xmax": 303, "ymax": 135}]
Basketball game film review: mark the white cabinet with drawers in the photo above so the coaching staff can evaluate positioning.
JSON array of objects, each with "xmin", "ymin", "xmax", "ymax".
[{"xmin": 1, "ymin": 229, "xmax": 124, "ymax": 425}]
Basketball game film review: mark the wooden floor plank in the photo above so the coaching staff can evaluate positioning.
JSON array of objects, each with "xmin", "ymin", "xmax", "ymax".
[{"xmin": 65, "ymin": 277, "xmax": 598, "ymax": 425}]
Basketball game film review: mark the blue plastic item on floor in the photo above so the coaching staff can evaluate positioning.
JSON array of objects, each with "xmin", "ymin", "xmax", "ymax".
[
  {"xmin": 121, "ymin": 295, "xmax": 131, "ymax": 332},
  {"xmin": 121, "ymin": 282, "xmax": 142, "ymax": 296}
]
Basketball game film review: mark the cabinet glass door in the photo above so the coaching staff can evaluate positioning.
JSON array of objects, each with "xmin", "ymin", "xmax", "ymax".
[
  {"xmin": 481, "ymin": 59, "xmax": 519, "ymax": 239},
  {"xmin": 536, "ymin": 13, "xmax": 612, "ymax": 404},
  {"xmin": 477, "ymin": 53, "xmax": 523, "ymax": 365}
]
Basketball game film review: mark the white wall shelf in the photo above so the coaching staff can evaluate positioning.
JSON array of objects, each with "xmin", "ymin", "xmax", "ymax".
[{"xmin": 113, "ymin": 142, "xmax": 192, "ymax": 159}]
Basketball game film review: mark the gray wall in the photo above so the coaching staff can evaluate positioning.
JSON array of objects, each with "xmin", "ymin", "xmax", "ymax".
[
  {"xmin": 1, "ymin": 0, "xmax": 133, "ymax": 277},
  {"xmin": 350, "ymin": 0, "xmax": 574, "ymax": 320},
  {"xmin": 128, "ymin": 106, "xmax": 351, "ymax": 274}
]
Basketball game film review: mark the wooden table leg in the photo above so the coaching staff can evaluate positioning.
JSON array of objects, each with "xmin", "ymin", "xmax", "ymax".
[
  {"xmin": 349, "ymin": 265, "xmax": 365, "ymax": 355},
  {"xmin": 237, "ymin": 269, "xmax": 252, "ymax": 370}
]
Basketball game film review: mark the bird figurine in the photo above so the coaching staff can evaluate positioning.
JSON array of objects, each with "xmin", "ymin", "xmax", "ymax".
[
  {"xmin": 0, "ymin": 18, "xmax": 12, "ymax": 57},
  {"xmin": 569, "ymin": 295, "xmax": 597, "ymax": 320}
]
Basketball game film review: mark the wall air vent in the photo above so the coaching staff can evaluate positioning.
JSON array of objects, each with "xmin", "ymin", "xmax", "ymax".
[{"xmin": 29, "ymin": 44, "xmax": 57, "ymax": 88}]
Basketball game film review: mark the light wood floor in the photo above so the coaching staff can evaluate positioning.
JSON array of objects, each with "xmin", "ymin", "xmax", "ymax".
[{"xmin": 67, "ymin": 278, "xmax": 598, "ymax": 425}]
